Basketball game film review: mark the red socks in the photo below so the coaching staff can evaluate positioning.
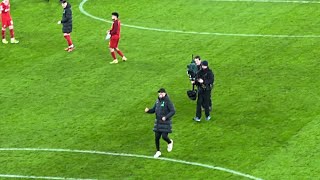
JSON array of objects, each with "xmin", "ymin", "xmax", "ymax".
[
  {"xmin": 64, "ymin": 34, "xmax": 73, "ymax": 47},
  {"xmin": 1, "ymin": 29, "xmax": 15, "ymax": 39},
  {"xmin": 116, "ymin": 49, "xmax": 124, "ymax": 57},
  {"xmin": 111, "ymin": 49, "xmax": 125, "ymax": 60},
  {"xmin": 10, "ymin": 29, "xmax": 14, "ymax": 38},
  {"xmin": 111, "ymin": 51, "xmax": 117, "ymax": 60},
  {"xmin": 2, "ymin": 29, "xmax": 5, "ymax": 39}
]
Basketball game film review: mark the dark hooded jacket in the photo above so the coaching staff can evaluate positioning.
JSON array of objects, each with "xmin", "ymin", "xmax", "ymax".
[
  {"xmin": 147, "ymin": 95, "xmax": 176, "ymax": 133},
  {"xmin": 195, "ymin": 68, "xmax": 214, "ymax": 93},
  {"xmin": 61, "ymin": 3, "xmax": 72, "ymax": 33}
]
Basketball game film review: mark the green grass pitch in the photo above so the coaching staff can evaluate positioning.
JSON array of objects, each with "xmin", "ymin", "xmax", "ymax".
[{"xmin": 1, "ymin": 0, "xmax": 320, "ymax": 179}]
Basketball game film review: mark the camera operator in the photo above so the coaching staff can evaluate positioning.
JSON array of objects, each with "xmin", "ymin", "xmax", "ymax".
[
  {"xmin": 187, "ymin": 56, "xmax": 213, "ymax": 109},
  {"xmin": 194, "ymin": 55, "xmax": 202, "ymax": 70},
  {"xmin": 187, "ymin": 55, "xmax": 202, "ymax": 82},
  {"xmin": 192, "ymin": 60, "xmax": 214, "ymax": 122}
]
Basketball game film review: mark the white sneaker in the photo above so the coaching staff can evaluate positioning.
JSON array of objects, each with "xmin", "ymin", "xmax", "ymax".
[
  {"xmin": 167, "ymin": 139, "xmax": 173, "ymax": 152},
  {"xmin": 122, "ymin": 56, "xmax": 127, "ymax": 61},
  {"xmin": 2, "ymin": 39, "xmax": 8, "ymax": 44},
  {"xmin": 193, "ymin": 117, "xmax": 201, "ymax": 122},
  {"xmin": 109, "ymin": 59, "xmax": 118, "ymax": 64},
  {"xmin": 154, "ymin": 151, "xmax": 161, "ymax": 158},
  {"xmin": 10, "ymin": 38, "xmax": 19, "ymax": 44}
]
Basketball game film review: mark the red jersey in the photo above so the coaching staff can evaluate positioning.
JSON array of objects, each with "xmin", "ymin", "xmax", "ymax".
[
  {"xmin": 0, "ymin": 2, "xmax": 11, "ymax": 19},
  {"xmin": 110, "ymin": 20, "xmax": 121, "ymax": 38}
]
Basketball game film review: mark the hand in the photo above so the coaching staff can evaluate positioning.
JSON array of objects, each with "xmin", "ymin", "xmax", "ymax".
[
  {"xmin": 57, "ymin": 21, "xmax": 61, "ymax": 25},
  {"xmin": 198, "ymin": 78, "xmax": 204, "ymax": 83},
  {"xmin": 145, "ymin": 108, "xmax": 149, "ymax": 113},
  {"xmin": 191, "ymin": 81, "xmax": 195, "ymax": 84},
  {"xmin": 162, "ymin": 117, "xmax": 166, "ymax": 121}
]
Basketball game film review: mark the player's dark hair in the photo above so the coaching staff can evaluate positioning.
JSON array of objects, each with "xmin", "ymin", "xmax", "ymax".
[
  {"xmin": 194, "ymin": 55, "xmax": 201, "ymax": 60},
  {"xmin": 112, "ymin": 12, "xmax": 119, "ymax": 18},
  {"xmin": 60, "ymin": 0, "xmax": 67, "ymax": 3}
]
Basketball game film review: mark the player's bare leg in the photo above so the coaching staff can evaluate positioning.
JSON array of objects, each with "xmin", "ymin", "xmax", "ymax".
[
  {"xmin": 115, "ymin": 48, "xmax": 127, "ymax": 61},
  {"xmin": 9, "ymin": 25, "xmax": 19, "ymax": 44},
  {"xmin": 63, "ymin": 33, "xmax": 74, "ymax": 52},
  {"xmin": 109, "ymin": 48, "xmax": 118, "ymax": 64},
  {"xmin": 1, "ymin": 27, "xmax": 8, "ymax": 44}
]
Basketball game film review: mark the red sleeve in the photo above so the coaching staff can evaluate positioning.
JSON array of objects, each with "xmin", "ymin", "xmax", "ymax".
[{"xmin": 110, "ymin": 20, "xmax": 118, "ymax": 36}]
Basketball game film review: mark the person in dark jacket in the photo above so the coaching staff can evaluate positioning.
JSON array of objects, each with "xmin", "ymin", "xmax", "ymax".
[
  {"xmin": 57, "ymin": 0, "xmax": 74, "ymax": 52},
  {"xmin": 145, "ymin": 88, "xmax": 176, "ymax": 158},
  {"xmin": 192, "ymin": 60, "xmax": 214, "ymax": 122},
  {"xmin": 188, "ymin": 56, "xmax": 213, "ymax": 110}
]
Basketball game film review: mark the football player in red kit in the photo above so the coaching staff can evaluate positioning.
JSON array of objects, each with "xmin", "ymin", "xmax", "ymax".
[
  {"xmin": 0, "ymin": 0, "xmax": 19, "ymax": 44},
  {"xmin": 107, "ymin": 12, "xmax": 127, "ymax": 64}
]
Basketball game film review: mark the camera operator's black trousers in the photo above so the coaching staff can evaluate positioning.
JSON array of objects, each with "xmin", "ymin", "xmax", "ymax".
[
  {"xmin": 155, "ymin": 131, "xmax": 171, "ymax": 151},
  {"xmin": 196, "ymin": 90, "xmax": 211, "ymax": 118},
  {"xmin": 204, "ymin": 92, "xmax": 212, "ymax": 109}
]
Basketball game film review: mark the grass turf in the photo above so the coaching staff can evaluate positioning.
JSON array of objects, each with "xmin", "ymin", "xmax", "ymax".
[{"xmin": 0, "ymin": 0, "xmax": 320, "ymax": 179}]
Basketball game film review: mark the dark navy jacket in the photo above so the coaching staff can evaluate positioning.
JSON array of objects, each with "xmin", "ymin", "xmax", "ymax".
[{"xmin": 147, "ymin": 95, "xmax": 175, "ymax": 133}]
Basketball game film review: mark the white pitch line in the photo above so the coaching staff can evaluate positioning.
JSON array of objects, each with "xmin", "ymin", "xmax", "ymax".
[
  {"xmin": 208, "ymin": 0, "xmax": 320, "ymax": 4},
  {"xmin": 79, "ymin": 0, "xmax": 320, "ymax": 38},
  {"xmin": 0, "ymin": 174, "xmax": 95, "ymax": 180},
  {"xmin": 0, "ymin": 148, "xmax": 264, "ymax": 180}
]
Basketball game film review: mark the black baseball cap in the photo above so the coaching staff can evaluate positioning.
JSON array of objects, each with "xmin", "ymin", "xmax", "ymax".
[
  {"xmin": 201, "ymin": 60, "xmax": 208, "ymax": 66},
  {"xmin": 112, "ymin": 12, "xmax": 119, "ymax": 18},
  {"xmin": 158, "ymin": 88, "xmax": 166, "ymax": 93}
]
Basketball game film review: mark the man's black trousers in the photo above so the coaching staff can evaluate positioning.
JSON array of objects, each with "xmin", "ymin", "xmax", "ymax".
[
  {"xmin": 196, "ymin": 89, "xmax": 211, "ymax": 118},
  {"xmin": 155, "ymin": 131, "xmax": 171, "ymax": 151}
]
